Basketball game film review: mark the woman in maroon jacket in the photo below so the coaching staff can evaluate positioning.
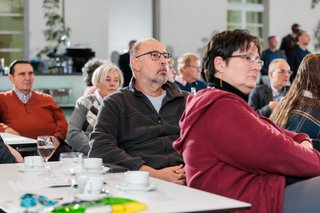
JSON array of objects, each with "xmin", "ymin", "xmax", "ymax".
[{"xmin": 173, "ymin": 29, "xmax": 320, "ymax": 213}]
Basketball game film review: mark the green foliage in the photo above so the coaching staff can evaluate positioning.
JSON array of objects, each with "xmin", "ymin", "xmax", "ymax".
[
  {"xmin": 311, "ymin": 0, "xmax": 320, "ymax": 8},
  {"xmin": 36, "ymin": 0, "xmax": 70, "ymax": 58},
  {"xmin": 311, "ymin": 0, "xmax": 320, "ymax": 50},
  {"xmin": 314, "ymin": 20, "xmax": 320, "ymax": 50}
]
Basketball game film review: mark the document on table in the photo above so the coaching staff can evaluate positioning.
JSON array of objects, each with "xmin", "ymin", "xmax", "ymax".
[
  {"xmin": 0, "ymin": 133, "xmax": 36, "ymax": 145},
  {"xmin": 8, "ymin": 178, "xmax": 70, "ymax": 191}
]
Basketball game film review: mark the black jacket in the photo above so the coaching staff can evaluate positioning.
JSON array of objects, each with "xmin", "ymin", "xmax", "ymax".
[
  {"xmin": 248, "ymin": 84, "xmax": 289, "ymax": 117},
  {"xmin": 89, "ymin": 80, "xmax": 188, "ymax": 170},
  {"xmin": 0, "ymin": 136, "xmax": 16, "ymax": 164}
]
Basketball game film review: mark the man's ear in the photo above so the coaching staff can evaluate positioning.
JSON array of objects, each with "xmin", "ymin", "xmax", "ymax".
[
  {"xmin": 268, "ymin": 71, "xmax": 273, "ymax": 79},
  {"xmin": 8, "ymin": 74, "xmax": 14, "ymax": 84},
  {"xmin": 131, "ymin": 57, "xmax": 140, "ymax": 72}
]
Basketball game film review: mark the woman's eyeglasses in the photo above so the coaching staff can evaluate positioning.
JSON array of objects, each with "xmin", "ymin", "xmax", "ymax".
[
  {"xmin": 229, "ymin": 54, "xmax": 264, "ymax": 67},
  {"xmin": 135, "ymin": 51, "xmax": 172, "ymax": 61}
]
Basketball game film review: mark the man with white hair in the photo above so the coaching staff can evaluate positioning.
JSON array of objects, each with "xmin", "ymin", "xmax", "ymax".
[{"xmin": 248, "ymin": 58, "xmax": 291, "ymax": 117}]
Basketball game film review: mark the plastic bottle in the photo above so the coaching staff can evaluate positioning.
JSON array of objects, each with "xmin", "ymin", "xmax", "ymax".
[
  {"xmin": 0, "ymin": 58, "xmax": 4, "ymax": 75},
  {"xmin": 190, "ymin": 87, "xmax": 196, "ymax": 94}
]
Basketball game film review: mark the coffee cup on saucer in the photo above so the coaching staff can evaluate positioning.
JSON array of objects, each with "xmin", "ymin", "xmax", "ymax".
[
  {"xmin": 123, "ymin": 171, "xmax": 150, "ymax": 188},
  {"xmin": 24, "ymin": 156, "xmax": 44, "ymax": 169},
  {"xmin": 83, "ymin": 158, "xmax": 103, "ymax": 171},
  {"xmin": 78, "ymin": 176, "xmax": 104, "ymax": 195}
]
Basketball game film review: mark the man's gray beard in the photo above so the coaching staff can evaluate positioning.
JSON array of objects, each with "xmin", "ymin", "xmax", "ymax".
[{"xmin": 153, "ymin": 74, "xmax": 167, "ymax": 85}]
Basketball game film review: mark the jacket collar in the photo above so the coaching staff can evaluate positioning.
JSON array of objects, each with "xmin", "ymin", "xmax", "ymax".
[
  {"xmin": 128, "ymin": 78, "xmax": 186, "ymax": 100},
  {"xmin": 208, "ymin": 77, "xmax": 248, "ymax": 102}
]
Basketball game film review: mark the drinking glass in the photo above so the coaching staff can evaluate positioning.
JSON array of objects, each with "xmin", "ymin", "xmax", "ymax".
[
  {"xmin": 60, "ymin": 152, "xmax": 84, "ymax": 197},
  {"xmin": 37, "ymin": 136, "xmax": 55, "ymax": 177}
]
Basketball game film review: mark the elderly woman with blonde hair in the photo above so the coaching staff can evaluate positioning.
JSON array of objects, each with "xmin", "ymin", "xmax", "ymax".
[{"xmin": 67, "ymin": 63, "xmax": 124, "ymax": 154}]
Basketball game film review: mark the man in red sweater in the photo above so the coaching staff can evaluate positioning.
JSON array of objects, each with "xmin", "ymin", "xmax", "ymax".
[{"xmin": 0, "ymin": 60, "xmax": 68, "ymax": 159}]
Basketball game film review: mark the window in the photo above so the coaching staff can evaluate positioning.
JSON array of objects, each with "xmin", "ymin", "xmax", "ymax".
[
  {"xmin": 0, "ymin": 0, "xmax": 25, "ymax": 67},
  {"xmin": 227, "ymin": 0, "xmax": 264, "ymax": 39}
]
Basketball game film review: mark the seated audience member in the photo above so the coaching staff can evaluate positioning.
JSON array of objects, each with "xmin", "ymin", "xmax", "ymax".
[
  {"xmin": 82, "ymin": 58, "xmax": 108, "ymax": 96},
  {"xmin": 174, "ymin": 53, "xmax": 207, "ymax": 93},
  {"xmin": 260, "ymin": 36, "xmax": 286, "ymax": 76},
  {"xmin": 173, "ymin": 29, "xmax": 320, "ymax": 213},
  {"xmin": 0, "ymin": 60, "xmax": 68, "ymax": 160},
  {"xmin": 287, "ymin": 30, "xmax": 311, "ymax": 82},
  {"xmin": 0, "ymin": 135, "xmax": 23, "ymax": 163},
  {"xmin": 167, "ymin": 58, "xmax": 177, "ymax": 82},
  {"xmin": 67, "ymin": 63, "xmax": 123, "ymax": 154},
  {"xmin": 271, "ymin": 53, "xmax": 320, "ymax": 139},
  {"xmin": 248, "ymin": 59, "xmax": 291, "ymax": 117},
  {"xmin": 89, "ymin": 38, "xmax": 188, "ymax": 184}
]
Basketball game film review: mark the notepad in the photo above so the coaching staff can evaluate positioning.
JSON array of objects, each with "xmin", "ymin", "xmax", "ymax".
[{"xmin": 8, "ymin": 178, "xmax": 70, "ymax": 191}]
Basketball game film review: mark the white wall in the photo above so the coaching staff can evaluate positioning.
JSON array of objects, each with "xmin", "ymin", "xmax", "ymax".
[
  {"xmin": 28, "ymin": 0, "xmax": 320, "ymax": 60},
  {"xmin": 107, "ymin": 0, "xmax": 152, "ymax": 56},
  {"xmin": 28, "ymin": 0, "xmax": 46, "ymax": 58},
  {"xmin": 65, "ymin": 0, "xmax": 108, "ymax": 58},
  {"xmin": 159, "ymin": 0, "xmax": 227, "ymax": 59},
  {"xmin": 28, "ymin": 0, "xmax": 109, "ymax": 59},
  {"xmin": 268, "ymin": 0, "xmax": 320, "ymax": 52},
  {"xmin": 28, "ymin": 0, "xmax": 152, "ymax": 60}
]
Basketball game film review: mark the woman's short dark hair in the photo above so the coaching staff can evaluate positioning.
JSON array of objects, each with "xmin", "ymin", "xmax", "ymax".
[
  {"xmin": 82, "ymin": 58, "xmax": 107, "ymax": 86},
  {"xmin": 203, "ymin": 29, "xmax": 261, "ymax": 83}
]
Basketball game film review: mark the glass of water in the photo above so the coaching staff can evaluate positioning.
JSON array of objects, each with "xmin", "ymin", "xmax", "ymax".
[{"xmin": 59, "ymin": 152, "xmax": 84, "ymax": 197}]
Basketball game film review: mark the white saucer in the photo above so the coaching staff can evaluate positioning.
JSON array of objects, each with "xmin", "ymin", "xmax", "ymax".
[
  {"xmin": 18, "ymin": 165, "xmax": 44, "ymax": 173},
  {"xmin": 117, "ymin": 182, "xmax": 156, "ymax": 192},
  {"xmin": 75, "ymin": 193, "xmax": 107, "ymax": 201},
  {"xmin": 85, "ymin": 166, "xmax": 110, "ymax": 174}
]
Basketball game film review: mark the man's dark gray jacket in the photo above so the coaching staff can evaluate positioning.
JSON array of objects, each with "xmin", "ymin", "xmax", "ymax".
[{"xmin": 89, "ymin": 80, "xmax": 188, "ymax": 170}]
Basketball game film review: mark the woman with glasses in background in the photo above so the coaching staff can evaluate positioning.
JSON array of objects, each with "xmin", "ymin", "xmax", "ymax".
[
  {"xmin": 271, "ymin": 53, "xmax": 320, "ymax": 139},
  {"xmin": 174, "ymin": 30, "xmax": 320, "ymax": 213}
]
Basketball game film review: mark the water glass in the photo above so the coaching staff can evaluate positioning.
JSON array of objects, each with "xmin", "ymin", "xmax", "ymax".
[{"xmin": 59, "ymin": 152, "xmax": 84, "ymax": 196}]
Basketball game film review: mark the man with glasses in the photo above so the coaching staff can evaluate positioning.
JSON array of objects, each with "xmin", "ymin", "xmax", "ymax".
[
  {"xmin": 89, "ymin": 38, "xmax": 188, "ymax": 184},
  {"xmin": 174, "ymin": 53, "xmax": 207, "ymax": 93},
  {"xmin": 248, "ymin": 58, "xmax": 291, "ymax": 117}
]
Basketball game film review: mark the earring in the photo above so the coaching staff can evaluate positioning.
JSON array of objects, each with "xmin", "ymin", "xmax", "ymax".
[{"xmin": 219, "ymin": 73, "xmax": 223, "ymax": 87}]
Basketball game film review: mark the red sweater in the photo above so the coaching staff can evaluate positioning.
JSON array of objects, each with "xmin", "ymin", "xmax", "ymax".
[
  {"xmin": 0, "ymin": 90, "xmax": 67, "ymax": 140},
  {"xmin": 173, "ymin": 88, "xmax": 320, "ymax": 213}
]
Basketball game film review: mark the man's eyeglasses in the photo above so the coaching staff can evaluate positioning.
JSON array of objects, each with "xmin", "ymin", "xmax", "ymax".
[
  {"xmin": 275, "ymin": 69, "xmax": 293, "ymax": 76},
  {"xmin": 135, "ymin": 51, "xmax": 172, "ymax": 61},
  {"xmin": 229, "ymin": 54, "xmax": 264, "ymax": 67}
]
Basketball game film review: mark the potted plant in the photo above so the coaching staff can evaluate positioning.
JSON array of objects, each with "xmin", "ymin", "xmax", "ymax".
[{"xmin": 36, "ymin": 0, "xmax": 71, "ymax": 58}]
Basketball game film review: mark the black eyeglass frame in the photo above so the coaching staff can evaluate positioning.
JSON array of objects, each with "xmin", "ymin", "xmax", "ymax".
[{"xmin": 135, "ymin": 51, "xmax": 172, "ymax": 61}]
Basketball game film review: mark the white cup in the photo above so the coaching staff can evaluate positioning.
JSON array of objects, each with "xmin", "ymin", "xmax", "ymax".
[
  {"xmin": 79, "ymin": 176, "xmax": 104, "ymax": 195},
  {"xmin": 24, "ymin": 156, "xmax": 44, "ymax": 169},
  {"xmin": 123, "ymin": 171, "xmax": 150, "ymax": 187},
  {"xmin": 83, "ymin": 158, "xmax": 102, "ymax": 170}
]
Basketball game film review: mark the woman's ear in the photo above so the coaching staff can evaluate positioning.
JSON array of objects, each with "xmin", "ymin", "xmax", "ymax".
[{"xmin": 213, "ymin": 56, "xmax": 225, "ymax": 73}]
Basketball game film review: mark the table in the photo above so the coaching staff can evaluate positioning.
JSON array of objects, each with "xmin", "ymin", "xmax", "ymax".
[
  {"xmin": 1, "ymin": 132, "xmax": 37, "ymax": 145},
  {"xmin": 1, "ymin": 132, "xmax": 37, "ymax": 156},
  {"xmin": 0, "ymin": 162, "xmax": 251, "ymax": 212}
]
